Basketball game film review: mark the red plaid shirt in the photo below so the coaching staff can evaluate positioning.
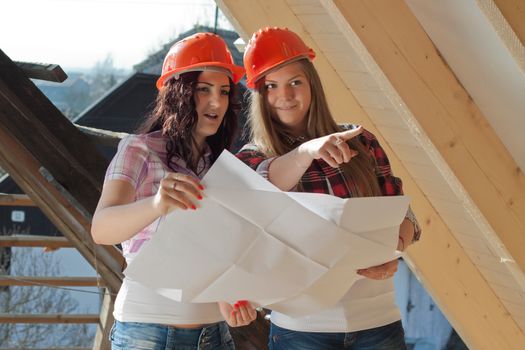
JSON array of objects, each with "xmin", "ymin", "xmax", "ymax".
[{"xmin": 236, "ymin": 127, "xmax": 421, "ymax": 241}]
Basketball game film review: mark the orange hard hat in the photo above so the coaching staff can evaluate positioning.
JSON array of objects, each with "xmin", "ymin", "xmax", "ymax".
[
  {"xmin": 243, "ymin": 27, "xmax": 316, "ymax": 88},
  {"xmin": 156, "ymin": 32, "xmax": 245, "ymax": 89}
]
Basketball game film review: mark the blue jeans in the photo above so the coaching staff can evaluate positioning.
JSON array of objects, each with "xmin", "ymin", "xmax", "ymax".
[
  {"xmin": 269, "ymin": 321, "xmax": 407, "ymax": 350},
  {"xmin": 110, "ymin": 320, "xmax": 235, "ymax": 350}
]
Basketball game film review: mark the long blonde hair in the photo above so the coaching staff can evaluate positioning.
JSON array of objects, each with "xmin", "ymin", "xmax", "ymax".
[{"xmin": 248, "ymin": 59, "xmax": 381, "ymax": 197}]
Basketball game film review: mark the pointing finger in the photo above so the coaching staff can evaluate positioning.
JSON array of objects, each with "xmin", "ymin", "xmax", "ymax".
[{"xmin": 338, "ymin": 125, "xmax": 363, "ymax": 141}]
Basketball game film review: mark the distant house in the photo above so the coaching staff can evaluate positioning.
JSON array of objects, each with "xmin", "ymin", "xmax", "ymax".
[
  {"xmin": 33, "ymin": 73, "xmax": 90, "ymax": 118},
  {"xmin": 74, "ymin": 73, "xmax": 158, "ymax": 135},
  {"xmin": 0, "ymin": 174, "xmax": 61, "ymax": 236},
  {"xmin": 76, "ymin": 25, "xmax": 249, "ymax": 158}
]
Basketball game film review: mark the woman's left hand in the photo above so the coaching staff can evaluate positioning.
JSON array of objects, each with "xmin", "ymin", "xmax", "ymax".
[
  {"xmin": 218, "ymin": 300, "xmax": 257, "ymax": 327},
  {"xmin": 357, "ymin": 259, "xmax": 398, "ymax": 280}
]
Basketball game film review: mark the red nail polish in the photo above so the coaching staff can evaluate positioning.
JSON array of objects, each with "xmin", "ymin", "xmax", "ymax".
[
  {"xmin": 197, "ymin": 195, "xmax": 203, "ymax": 200},
  {"xmin": 198, "ymin": 185, "xmax": 204, "ymax": 190},
  {"xmin": 234, "ymin": 302, "xmax": 239, "ymax": 309},
  {"xmin": 191, "ymin": 205, "xmax": 196, "ymax": 210},
  {"xmin": 238, "ymin": 300, "xmax": 248, "ymax": 306}
]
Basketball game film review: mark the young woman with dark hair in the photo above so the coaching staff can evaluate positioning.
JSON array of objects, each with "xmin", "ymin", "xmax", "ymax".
[{"xmin": 91, "ymin": 32, "xmax": 256, "ymax": 350}]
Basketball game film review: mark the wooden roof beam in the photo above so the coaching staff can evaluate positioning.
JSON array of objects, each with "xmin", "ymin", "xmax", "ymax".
[
  {"xmin": 14, "ymin": 61, "xmax": 67, "ymax": 83},
  {"xmin": 0, "ymin": 49, "xmax": 124, "ymax": 294},
  {"xmin": 493, "ymin": 0, "xmax": 525, "ymax": 48},
  {"xmin": 0, "ymin": 276, "xmax": 104, "ymax": 287},
  {"xmin": 0, "ymin": 314, "xmax": 99, "ymax": 324},
  {"xmin": 328, "ymin": 0, "xmax": 525, "ymax": 348},
  {"xmin": 0, "ymin": 193, "xmax": 35, "ymax": 206},
  {"xmin": 331, "ymin": 0, "xmax": 525, "ymax": 279},
  {"xmin": 0, "ymin": 235, "xmax": 71, "ymax": 248},
  {"xmin": 216, "ymin": 0, "xmax": 525, "ymax": 348}
]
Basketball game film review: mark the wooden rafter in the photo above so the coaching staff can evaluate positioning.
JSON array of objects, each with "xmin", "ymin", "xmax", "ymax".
[
  {"xmin": 0, "ymin": 314, "xmax": 99, "ymax": 324},
  {"xmin": 0, "ymin": 193, "xmax": 35, "ymax": 206},
  {"xmin": 92, "ymin": 290, "xmax": 114, "ymax": 350},
  {"xmin": 0, "ymin": 276, "xmax": 104, "ymax": 287},
  {"xmin": 14, "ymin": 61, "xmax": 67, "ymax": 83},
  {"xmin": 326, "ymin": 2, "xmax": 525, "ymax": 347},
  {"xmin": 0, "ymin": 235, "xmax": 71, "ymax": 248},
  {"xmin": 216, "ymin": 1, "xmax": 525, "ymax": 349},
  {"xmin": 0, "ymin": 49, "xmax": 124, "ymax": 294},
  {"xmin": 493, "ymin": 0, "xmax": 525, "ymax": 48},
  {"xmin": 0, "ymin": 348, "xmax": 89, "ymax": 350},
  {"xmin": 75, "ymin": 124, "xmax": 126, "ymax": 149}
]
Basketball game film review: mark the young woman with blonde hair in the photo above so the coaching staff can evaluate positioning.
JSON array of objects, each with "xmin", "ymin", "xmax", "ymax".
[{"xmin": 237, "ymin": 27, "xmax": 421, "ymax": 350}]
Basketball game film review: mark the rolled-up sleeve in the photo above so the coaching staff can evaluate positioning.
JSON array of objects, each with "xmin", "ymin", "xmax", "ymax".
[
  {"xmin": 105, "ymin": 135, "xmax": 148, "ymax": 189},
  {"xmin": 361, "ymin": 129, "xmax": 422, "ymax": 241}
]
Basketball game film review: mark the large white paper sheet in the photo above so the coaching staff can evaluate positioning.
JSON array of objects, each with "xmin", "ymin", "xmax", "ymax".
[{"xmin": 124, "ymin": 151, "xmax": 409, "ymax": 317}]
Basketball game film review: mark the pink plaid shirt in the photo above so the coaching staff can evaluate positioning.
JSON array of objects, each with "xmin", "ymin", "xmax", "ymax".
[{"xmin": 105, "ymin": 131, "xmax": 211, "ymax": 258}]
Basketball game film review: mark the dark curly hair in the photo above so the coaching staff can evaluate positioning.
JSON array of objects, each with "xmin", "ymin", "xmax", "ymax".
[{"xmin": 138, "ymin": 71, "xmax": 240, "ymax": 174}]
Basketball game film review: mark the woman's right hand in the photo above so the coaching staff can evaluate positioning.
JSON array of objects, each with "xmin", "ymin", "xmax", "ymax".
[
  {"xmin": 219, "ymin": 301, "xmax": 257, "ymax": 327},
  {"xmin": 153, "ymin": 172, "xmax": 204, "ymax": 215},
  {"xmin": 298, "ymin": 126, "xmax": 363, "ymax": 168}
]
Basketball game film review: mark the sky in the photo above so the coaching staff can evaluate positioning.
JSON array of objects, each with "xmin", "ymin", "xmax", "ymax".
[{"xmin": 1, "ymin": 0, "xmax": 234, "ymax": 72}]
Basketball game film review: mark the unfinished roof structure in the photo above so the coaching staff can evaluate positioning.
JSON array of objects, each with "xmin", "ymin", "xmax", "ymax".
[
  {"xmin": 216, "ymin": 0, "xmax": 525, "ymax": 349},
  {"xmin": 1, "ymin": 1, "xmax": 524, "ymax": 349}
]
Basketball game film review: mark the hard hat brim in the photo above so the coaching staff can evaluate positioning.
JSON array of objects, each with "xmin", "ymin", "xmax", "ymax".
[
  {"xmin": 157, "ymin": 62, "xmax": 245, "ymax": 89},
  {"xmin": 246, "ymin": 51, "xmax": 315, "ymax": 89}
]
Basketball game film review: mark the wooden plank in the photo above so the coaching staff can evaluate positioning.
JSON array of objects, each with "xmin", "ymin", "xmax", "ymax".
[
  {"xmin": 75, "ymin": 124, "xmax": 127, "ymax": 149},
  {"xmin": 454, "ymin": 233, "xmax": 495, "ymax": 256},
  {"xmin": 0, "ymin": 314, "xmax": 99, "ymax": 323},
  {"xmin": 403, "ymin": 193, "xmax": 525, "ymax": 350},
  {"xmin": 0, "ymin": 348, "xmax": 89, "ymax": 350},
  {"xmin": 14, "ymin": 61, "xmax": 67, "ymax": 83},
  {"xmin": 0, "ymin": 49, "xmax": 124, "ymax": 294},
  {"xmin": 405, "ymin": 0, "xmax": 525, "ymax": 174},
  {"xmin": 371, "ymin": 125, "xmax": 419, "ymax": 146},
  {"xmin": 492, "ymin": 283, "xmax": 525, "ymax": 305},
  {"xmin": 0, "ymin": 193, "xmax": 35, "ymax": 206},
  {"xmin": 0, "ymin": 50, "xmax": 105, "ymax": 213},
  {"xmin": 478, "ymin": 266, "xmax": 520, "ymax": 290},
  {"xmin": 0, "ymin": 276, "xmax": 104, "ymax": 287},
  {"xmin": 92, "ymin": 289, "xmax": 114, "ymax": 350},
  {"xmin": 327, "ymin": 0, "xmax": 525, "ymax": 348},
  {"xmin": 0, "ymin": 235, "xmax": 71, "ymax": 248},
  {"xmin": 466, "ymin": 250, "xmax": 510, "ymax": 275},
  {"xmin": 0, "ymin": 118, "xmax": 123, "ymax": 294},
  {"xmin": 288, "ymin": 2, "xmax": 324, "ymax": 15},
  {"xmin": 217, "ymin": 1, "xmax": 525, "ymax": 349},
  {"xmin": 334, "ymin": 0, "xmax": 525, "ymax": 270},
  {"xmin": 492, "ymin": 0, "xmax": 525, "ymax": 56},
  {"xmin": 338, "ymin": 70, "xmax": 381, "ymax": 91},
  {"xmin": 503, "ymin": 300, "xmax": 525, "ymax": 321}
]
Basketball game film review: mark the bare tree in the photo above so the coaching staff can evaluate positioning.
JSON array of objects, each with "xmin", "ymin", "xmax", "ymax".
[
  {"xmin": 0, "ymin": 239, "xmax": 96, "ymax": 347},
  {"xmin": 89, "ymin": 54, "xmax": 124, "ymax": 102}
]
